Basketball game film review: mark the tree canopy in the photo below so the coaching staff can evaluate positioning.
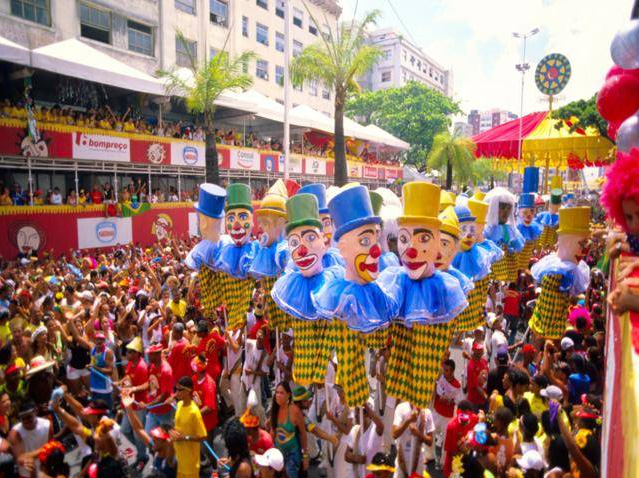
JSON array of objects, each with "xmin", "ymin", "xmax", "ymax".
[
  {"xmin": 426, "ymin": 131, "xmax": 476, "ymax": 189},
  {"xmin": 552, "ymin": 93, "xmax": 610, "ymax": 142},
  {"xmin": 346, "ymin": 81, "xmax": 462, "ymax": 171}
]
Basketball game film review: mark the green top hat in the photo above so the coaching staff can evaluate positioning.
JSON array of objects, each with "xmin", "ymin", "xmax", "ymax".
[
  {"xmin": 369, "ymin": 191, "xmax": 383, "ymax": 217},
  {"xmin": 550, "ymin": 188, "xmax": 563, "ymax": 205},
  {"xmin": 286, "ymin": 194, "xmax": 322, "ymax": 234},
  {"xmin": 292, "ymin": 385, "xmax": 313, "ymax": 402},
  {"xmin": 225, "ymin": 183, "xmax": 253, "ymax": 211}
]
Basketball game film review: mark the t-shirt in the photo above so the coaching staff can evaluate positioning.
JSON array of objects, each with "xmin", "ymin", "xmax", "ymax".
[
  {"xmin": 347, "ymin": 422, "xmax": 383, "ymax": 478},
  {"xmin": 168, "ymin": 338, "xmax": 193, "ymax": 386},
  {"xmin": 503, "ymin": 290, "xmax": 521, "ymax": 317},
  {"xmin": 168, "ymin": 300, "xmax": 187, "ymax": 318},
  {"xmin": 568, "ymin": 373, "xmax": 591, "ymax": 404},
  {"xmin": 434, "ymin": 376, "xmax": 462, "ymax": 418},
  {"xmin": 91, "ymin": 190, "xmax": 103, "ymax": 204},
  {"xmin": 248, "ymin": 428, "xmax": 274, "ymax": 455},
  {"xmin": 174, "ymin": 400, "xmax": 207, "ymax": 478},
  {"xmin": 466, "ymin": 358, "xmax": 488, "ymax": 406},
  {"xmin": 196, "ymin": 331, "xmax": 225, "ymax": 380},
  {"xmin": 444, "ymin": 413, "xmax": 479, "ymax": 477},
  {"xmin": 523, "ymin": 391, "xmax": 547, "ymax": 418},
  {"xmin": 147, "ymin": 360, "xmax": 173, "ymax": 415},
  {"xmin": 124, "ymin": 358, "xmax": 149, "ymax": 410},
  {"xmin": 193, "ymin": 373, "xmax": 218, "ymax": 431},
  {"xmin": 393, "ymin": 402, "xmax": 434, "ymax": 472}
]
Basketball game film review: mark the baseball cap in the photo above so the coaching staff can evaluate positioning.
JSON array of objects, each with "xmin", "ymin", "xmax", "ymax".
[
  {"xmin": 560, "ymin": 337, "xmax": 575, "ymax": 351},
  {"xmin": 472, "ymin": 342, "xmax": 484, "ymax": 352},
  {"xmin": 540, "ymin": 385, "xmax": 563, "ymax": 401},
  {"xmin": 516, "ymin": 450, "xmax": 544, "ymax": 471},
  {"xmin": 255, "ymin": 448, "xmax": 284, "ymax": 471}
]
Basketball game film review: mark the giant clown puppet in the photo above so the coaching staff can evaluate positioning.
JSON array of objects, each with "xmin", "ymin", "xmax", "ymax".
[
  {"xmin": 312, "ymin": 184, "xmax": 394, "ymax": 406},
  {"xmin": 516, "ymin": 193, "xmax": 543, "ymax": 271},
  {"xmin": 536, "ymin": 188, "xmax": 563, "ymax": 250},
  {"xmin": 529, "ymin": 207, "xmax": 591, "ymax": 339},
  {"xmin": 185, "ymin": 184, "xmax": 229, "ymax": 316},
  {"xmin": 435, "ymin": 206, "xmax": 474, "ymax": 295},
  {"xmin": 271, "ymin": 193, "xmax": 343, "ymax": 386},
  {"xmin": 381, "ymin": 182, "xmax": 468, "ymax": 408},
  {"xmin": 216, "ymin": 183, "xmax": 258, "ymax": 330}
]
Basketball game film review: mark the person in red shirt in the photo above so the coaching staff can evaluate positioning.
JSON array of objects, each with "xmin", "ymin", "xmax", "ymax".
[
  {"xmin": 433, "ymin": 359, "xmax": 462, "ymax": 465},
  {"xmin": 443, "ymin": 401, "xmax": 478, "ymax": 477},
  {"xmin": 167, "ymin": 323, "xmax": 193, "ymax": 386},
  {"xmin": 466, "ymin": 342, "xmax": 489, "ymax": 410},
  {"xmin": 195, "ymin": 321, "xmax": 226, "ymax": 381},
  {"xmin": 503, "ymin": 282, "xmax": 521, "ymax": 344},
  {"xmin": 145, "ymin": 343, "xmax": 174, "ymax": 435},
  {"xmin": 117, "ymin": 337, "xmax": 150, "ymax": 469},
  {"xmin": 90, "ymin": 184, "xmax": 103, "ymax": 205},
  {"xmin": 191, "ymin": 355, "xmax": 218, "ymax": 433},
  {"xmin": 240, "ymin": 407, "xmax": 273, "ymax": 455}
]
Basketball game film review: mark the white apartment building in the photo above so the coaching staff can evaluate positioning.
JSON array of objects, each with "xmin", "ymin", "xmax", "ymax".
[
  {"xmin": 361, "ymin": 28, "xmax": 452, "ymax": 97},
  {"xmin": 0, "ymin": 0, "xmax": 339, "ymax": 115}
]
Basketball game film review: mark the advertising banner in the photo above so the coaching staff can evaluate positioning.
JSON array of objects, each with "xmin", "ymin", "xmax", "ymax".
[
  {"xmin": 170, "ymin": 142, "xmax": 206, "ymax": 167},
  {"xmin": 188, "ymin": 212, "xmax": 199, "ymax": 237},
  {"xmin": 230, "ymin": 148, "xmax": 260, "ymax": 171},
  {"xmin": 304, "ymin": 157, "xmax": 326, "ymax": 176},
  {"xmin": 348, "ymin": 162, "xmax": 362, "ymax": 178},
  {"xmin": 72, "ymin": 133, "xmax": 130, "ymax": 162},
  {"xmin": 363, "ymin": 165, "xmax": 378, "ymax": 179},
  {"xmin": 0, "ymin": 126, "xmax": 73, "ymax": 159},
  {"xmin": 377, "ymin": 167, "xmax": 386, "ymax": 180},
  {"xmin": 261, "ymin": 154, "xmax": 280, "ymax": 173},
  {"xmin": 386, "ymin": 168, "xmax": 399, "ymax": 180},
  {"xmin": 130, "ymin": 140, "xmax": 171, "ymax": 165},
  {"xmin": 217, "ymin": 147, "xmax": 231, "ymax": 169},
  {"xmin": 77, "ymin": 217, "xmax": 133, "ymax": 249},
  {"xmin": 288, "ymin": 156, "xmax": 303, "ymax": 174}
]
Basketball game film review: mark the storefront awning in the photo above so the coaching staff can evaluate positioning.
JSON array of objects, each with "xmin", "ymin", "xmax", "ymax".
[
  {"xmin": 31, "ymin": 38, "xmax": 166, "ymax": 96},
  {"xmin": 0, "ymin": 35, "xmax": 30, "ymax": 67}
]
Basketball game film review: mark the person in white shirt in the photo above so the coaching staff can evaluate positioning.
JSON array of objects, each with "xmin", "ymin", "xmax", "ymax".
[
  {"xmin": 345, "ymin": 400, "xmax": 384, "ymax": 478},
  {"xmin": 461, "ymin": 326, "xmax": 486, "ymax": 389},
  {"xmin": 391, "ymin": 401, "xmax": 435, "ymax": 478},
  {"xmin": 370, "ymin": 345, "xmax": 396, "ymax": 453},
  {"xmin": 242, "ymin": 330, "xmax": 270, "ymax": 424},
  {"xmin": 9, "ymin": 401, "xmax": 52, "ymax": 478},
  {"xmin": 325, "ymin": 384, "xmax": 354, "ymax": 478},
  {"xmin": 50, "ymin": 188, "xmax": 63, "ymax": 205},
  {"xmin": 487, "ymin": 314, "xmax": 509, "ymax": 370},
  {"xmin": 222, "ymin": 327, "xmax": 244, "ymax": 417}
]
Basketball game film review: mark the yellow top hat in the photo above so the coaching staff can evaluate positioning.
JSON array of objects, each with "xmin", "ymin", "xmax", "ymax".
[
  {"xmin": 449, "ymin": 192, "xmax": 457, "ymax": 202},
  {"xmin": 439, "ymin": 206, "xmax": 461, "ymax": 238},
  {"xmin": 558, "ymin": 207, "xmax": 591, "ymax": 236},
  {"xmin": 399, "ymin": 182, "xmax": 442, "ymax": 228},
  {"xmin": 467, "ymin": 198, "xmax": 489, "ymax": 225},
  {"xmin": 550, "ymin": 175, "xmax": 563, "ymax": 191},
  {"xmin": 472, "ymin": 189, "xmax": 486, "ymax": 201},
  {"xmin": 255, "ymin": 179, "xmax": 288, "ymax": 217},
  {"xmin": 439, "ymin": 191, "xmax": 454, "ymax": 212},
  {"xmin": 126, "ymin": 337, "xmax": 143, "ymax": 354}
]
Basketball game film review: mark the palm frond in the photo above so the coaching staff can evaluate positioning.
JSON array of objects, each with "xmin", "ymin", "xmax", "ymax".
[{"xmin": 290, "ymin": 44, "xmax": 336, "ymax": 88}]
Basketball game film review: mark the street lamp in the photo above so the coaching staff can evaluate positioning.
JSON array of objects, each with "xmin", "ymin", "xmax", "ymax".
[{"xmin": 512, "ymin": 28, "xmax": 539, "ymax": 170}]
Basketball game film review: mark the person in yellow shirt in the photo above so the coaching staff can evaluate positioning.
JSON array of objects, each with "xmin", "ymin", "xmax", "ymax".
[
  {"xmin": 98, "ymin": 117, "xmax": 112, "ymax": 130},
  {"xmin": 0, "ymin": 310, "xmax": 11, "ymax": 345},
  {"xmin": 171, "ymin": 376, "xmax": 207, "ymax": 478},
  {"xmin": 168, "ymin": 290, "xmax": 187, "ymax": 319},
  {"xmin": 123, "ymin": 119, "xmax": 136, "ymax": 133}
]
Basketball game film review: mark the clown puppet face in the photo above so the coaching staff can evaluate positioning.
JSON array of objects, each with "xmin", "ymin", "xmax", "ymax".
[
  {"xmin": 557, "ymin": 233, "xmax": 590, "ymax": 264},
  {"xmin": 519, "ymin": 207, "xmax": 535, "ymax": 226},
  {"xmin": 320, "ymin": 213, "xmax": 334, "ymax": 245},
  {"xmin": 498, "ymin": 202, "xmax": 512, "ymax": 225},
  {"xmin": 436, "ymin": 232, "xmax": 459, "ymax": 271},
  {"xmin": 549, "ymin": 202, "xmax": 560, "ymax": 214},
  {"xmin": 397, "ymin": 221, "xmax": 440, "ymax": 280},
  {"xmin": 226, "ymin": 208, "xmax": 253, "ymax": 246},
  {"xmin": 460, "ymin": 221, "xmax": 477, "ymax": 251},
  {"xmin": 337, "ymin": 223, "xmax": 381, "ymax": 284},
  {"xmin": 256, "ymin": 213, "xmax": 286, "ymax": 247},
  {"xmin": 287, "ymin": 225, "xmax": 326, "ymax": 277},
  {"xmin": 199, "ymin": 213, "xmax": 223, "ymax": 242}
]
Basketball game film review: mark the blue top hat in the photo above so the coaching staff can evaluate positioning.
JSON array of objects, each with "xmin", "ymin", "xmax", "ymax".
[
  {"xmin": 518, "ymin": 193, "xmax": 535, "ymax": 209},
  {"xmin": 454, "ymin": 205, "xmax": 476, "ymax": 223},
  {"xmin": 329, "ymin": 185, "xmax": 381, "ymax": 242},
  {"xmin": 523, "ymin": 167, "xmax": 539, "ymax": 194},
  {"xmin": 298, "ymin": 183, "xmax": 329, "ymax": 214},
  {"xmin": 194, "ymin": 183, "xmax": 226, "ymax": 218}
]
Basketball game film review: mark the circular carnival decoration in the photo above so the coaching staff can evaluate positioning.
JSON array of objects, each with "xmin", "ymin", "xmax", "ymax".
[{"xmin": 535, "ymin": 53, "xmax": 571, "ymax": 96}]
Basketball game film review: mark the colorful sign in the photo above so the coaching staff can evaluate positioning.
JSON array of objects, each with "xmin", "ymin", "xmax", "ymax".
[
  {"xmin": 188, "ymin": 212, "xmax": 199, "ymax": 237},
  {"xmin": 386, "ymin": 168, "xmax": 399, "ymax": 180},
  {"xmin": 72, "ymin": 133, "xmax": 130, "ymax": 162},
  {"xmin": 170, "ymin": 142, "xmax": 206, "ymax": 167},
  {"xmin": 130, "ymin": 140, "xmax": 171, "ymax": 165},
  {"xmin": 363, "ymin": 165, "xmax": 378, "ymax": 179},
  {"xmin": 262, "ymin": 154, "xmax": 280, "ymax": 173},
  {"xmin": 77, "ymin": 217, "xmax": 132, "ymax": 249},
  {"xmin": 230, "ymin": 148, "xmax": 260, "ymax": 171},
  {"xmin": 305, "ymin": 157, "xmax": 326, "ymax": 175},
  {"xmin": 348, "ymin": 162, "xmax": 362, "ymax": 178}
]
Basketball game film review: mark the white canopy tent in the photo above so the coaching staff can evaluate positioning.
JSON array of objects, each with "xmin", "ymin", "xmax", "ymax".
[
  {"xmin": 365, "ymin": 124, "xmax": 410, "ymax": 150},
  {"xmin": 0, "ymin": 35, "xmax": 30, "ymax": 67},
  {"xmin": 31, "ymin": 38, "xmax": 167, "ymax": 95}
]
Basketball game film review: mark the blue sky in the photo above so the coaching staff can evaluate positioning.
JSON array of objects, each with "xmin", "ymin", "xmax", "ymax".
[{"xmin": 339, "ymin": 0, "xmax": 630, "ymax": 119}]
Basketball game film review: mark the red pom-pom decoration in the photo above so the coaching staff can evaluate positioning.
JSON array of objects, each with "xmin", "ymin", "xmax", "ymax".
[
  {"xmin": 608, "ymin": 120, "xmax": 622, "ymax": 140},
  {"xmin": 597, "ymin": 73, "xmax": 639, "ymax": 122},
  {"xmin": 605, "ymin": 64, "xmax": 639, "ymax": 80}
]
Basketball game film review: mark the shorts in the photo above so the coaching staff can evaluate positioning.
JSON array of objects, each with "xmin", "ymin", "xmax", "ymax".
[{"xmin": 66, "ymin": 365, "xmax": 90, "ymax": 380}]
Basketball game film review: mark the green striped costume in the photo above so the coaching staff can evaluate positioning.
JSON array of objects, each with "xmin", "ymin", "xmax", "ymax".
[{"xmin": 529, "ymin": 274, "xmax": 568, "ymax": 339}]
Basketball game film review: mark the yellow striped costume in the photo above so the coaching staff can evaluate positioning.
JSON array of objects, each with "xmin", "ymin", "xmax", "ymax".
[
  {"xmin": 491, "ymin": 246, "xmax": 519, "ymax": 282},
  {"xmin": 518, "ymin": 241, "xmax": 537, "ymax": 272},
  {"xmin": 529, "ymin": 274, "xmax": 568, "ymax": 339},
  {"xmin": 199, "ymin": 268, "xmax": 225, "ymax": 317},
  {"xmin": 221, "ymin": 274, "xmax": 254, "ymax": 330},
  {"xmin": 455, "ymin": 277, "xmax": 489, "ymax": 332},
  {"xmin": 539, "ymin": 226, "xmax": 558, "ymax": 249},
  {"xmin": 291, "ymin": 319, "xmax": 335, "ymax": 386},
  {"xmin": 262, "ymin": 276, "xmax": 291, "ymax": 331},
  {"xmin": 331, "ymin": 320, "xmax": 370, "ymax": 406}
]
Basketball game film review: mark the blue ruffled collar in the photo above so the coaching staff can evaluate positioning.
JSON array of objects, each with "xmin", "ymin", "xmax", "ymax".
[
  {"xmin": 517, "ymin": 220, "xmax": 543, "ymax": 242},
  {"xmin": 380, "ymin": 252, "xmax": 400, "ymax": 271},
  {"xmin": 377, "ymin": 267, "xmax": 468, "ymax": 326},
  {"xmin": 249, "ymin": 240, "xmax": 289, "ymax": 278},
  {"xmin": 484, "ymin": 224, "xmax": 525, "ymax": 253},
  {"xmin": 216, "ymin": 241, "xmax": 258, "ymax": 279},
  {"xmin": 446, "ymin": 266, "xmax": 474, "ymax": 294},
  {"xmin": 185, "ymin": 237, "xmax": 230, "ymax": 271},
  {"xmin": 530, "ymin": 253, "xmax": 590, "ymax": 295},
  {"xmin": 452, "ymin": 244, "xmax": 493, "ymax": 281},
  {"xmin": 271, "ymin": 266, "xmax": 344, "ymax": 321},
  {"xmin": 535, "ymin": 211, "xmax": 559, "ymax": 227}
]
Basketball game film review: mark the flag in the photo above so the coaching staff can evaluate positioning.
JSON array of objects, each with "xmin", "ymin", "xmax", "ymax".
[{"xmin": 120, "ymin": 201, "xmax": 151, "ymax": 217}]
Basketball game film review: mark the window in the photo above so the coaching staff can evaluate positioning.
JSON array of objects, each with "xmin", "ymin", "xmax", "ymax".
[
  {"xmin": 322, "ymin": 87, "xmax": 330, "ymax": 100},
  {"xmin": 256, "ymin": 23, "xmax": 269, "ymax": 46},
  {"xmin": 128, "ymin": 20, "xmax": 153, "ymax": 56},
  {"xmin": 276, "ymin": 32, "xmax": 285, "ymax": 52},
  {"xmin": 80, "ymin": 3, "xmax": 110, "ymax": 44},
  {"xmin": 382, "ymin": 49, "xmax": 391, "ymax": 61},
  {"xmin": 175, "ymin": 0, "xmax": 196, "ymax": 14},
  {"xmin": 417, "ymin": 60, "xmax": 421, "ymax": 69},
  {"xmin": 275, "ymin": 0, "xmax": 284, "ymax": 18},
  {"xmin": 321, "ymin": 24, "xmax": 330, "ymax": 40},
  {"xmin": 256, "ymin": 0, "xmax": 267, "ymax": 9},
  {"xmin": 210, "ymin": 0, "xmax": 227, "ymax": 26},
  {"xmin": 209, "ymin": 48, "xmax": 217, "ymax": 60},
  {"xmin": 293, "ymin": 7, "xmax": 303, "ymax": 27},
  {"xmin": 10, "ymin": 0, "xmax": 50, "ymax": 26},
  {"xmin": 292, "ymin": 40, "xmax": 302, "ymax": 57},
  {"xmin": 381, "ymin": 70, "xmax": 391, "ymax": 82},
  {"xmin": 275, "ymin": 65, "xmax": 284, "ymax": 86},
  {"xmin": 309, "ymin": 20, "xmax": 317, "ymax": 36},
  {"xmin": 309, "ymin": 79, "xmax": 318, "ymax": 96},
  {"xmin": 175, "ymin": 36, "xmax": 196, "ymax": 67},
  {"xmin": 256, "ymin": 59, "xmax": 268, "ymax": 80},
  {"xmin": 242, "ymin": 16, "xmax": 248, "ymax": 37}
]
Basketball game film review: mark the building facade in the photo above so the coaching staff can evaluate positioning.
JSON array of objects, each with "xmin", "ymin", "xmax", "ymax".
[
  {"xmin": 0, "ymin": 0, "xmax": 339, "ymax": 115},
  {"xmin": 467, "ymin": 108, "xmax": 518, "ymax": 135},
  {"xmin": 361, "ymin": 28, "xmax": 452, "ymax": 97}
]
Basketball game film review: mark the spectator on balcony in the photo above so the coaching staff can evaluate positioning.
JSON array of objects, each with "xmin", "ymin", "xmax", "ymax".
[
  {"xmin": 33, "ymin": 189, "xmax": 43, "ymax": 205},
  {"xmin": 50, "ymin": 187, "xmax": 63, "ymax": 205},
  {"xmin": 0, "ymin": 186, "xmax": 12, "ymax": 206},
  {"xmin": 78, "ymin": 189, "xmax": 88, "ymax": 205},
  {"xmin": 67, "ymin": 190, "xmax": 78, "ymax": 206},
  {"xmin": 103, "ymin": 183, "xmax": 114, "ymax": 204},
  {"xmin": 168, "ymin": 187, "xmax": 179, "ymax": 202},
  {"xmin": 91, "ymin": 185, "xmax": 103, "ymax": 205},
  {"xmin": 10, "ymin": 184, "xmax": 26, "ymax": 206}
]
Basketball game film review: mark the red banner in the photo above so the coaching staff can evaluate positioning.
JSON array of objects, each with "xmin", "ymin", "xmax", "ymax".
[
  {"xmin": 0, "ymin": 126, "xmax": 72, "ymax": 159},
  {"xmin": 130, "ymin": 140, "xmax": 171, "ymax": 165},
  {"xmin": 386, "ymin": 168, "xmax": 399, "ymax": 180},
  {"xmin": 363, "ymin": 165, "xmax": 378, "ymax": 179}
]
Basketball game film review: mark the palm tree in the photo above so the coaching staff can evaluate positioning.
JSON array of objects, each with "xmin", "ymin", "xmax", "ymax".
[
  {"xmin": 159, "ymin": 33, "xmax": 255, "ymax": 185},
  {"xmin": 290, "ymin": 10, "xmax": 383, "ymax": 186},
  {"xmin": 427, "ymin": 131, "xmax": 477, "ymax": 190}
]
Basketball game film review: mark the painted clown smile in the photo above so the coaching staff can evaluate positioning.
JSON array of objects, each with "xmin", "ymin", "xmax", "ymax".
[
  {"xmin": 461, "ymin": 239, "xmax": 473, "ymax": 250},
  {"xmin": 355, "ymin": 253, "xmax": 379, "ymax": 281},
  {"xmin": 294, "ymin": 254, "xmax": 318, "ymax": 270},
  {"xmin": 230, "ymin": 229, "xmax": 247, "ymax": 245}
]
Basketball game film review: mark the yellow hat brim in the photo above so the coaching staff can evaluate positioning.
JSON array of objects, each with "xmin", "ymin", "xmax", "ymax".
[
  {"xmin": 366, "ymin": 464, "xmax": 396, "ymax": 472},
  {"xmin": 441, "ymin": 225, "xmax": 460, "ymax": 238},
  {"xmin": 397, "ymin": 216, "xmax": 442, "ymax": 228},
  {"xmin": 254, "ymin": 208, "xmax": 287, "ymax": 218}
]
